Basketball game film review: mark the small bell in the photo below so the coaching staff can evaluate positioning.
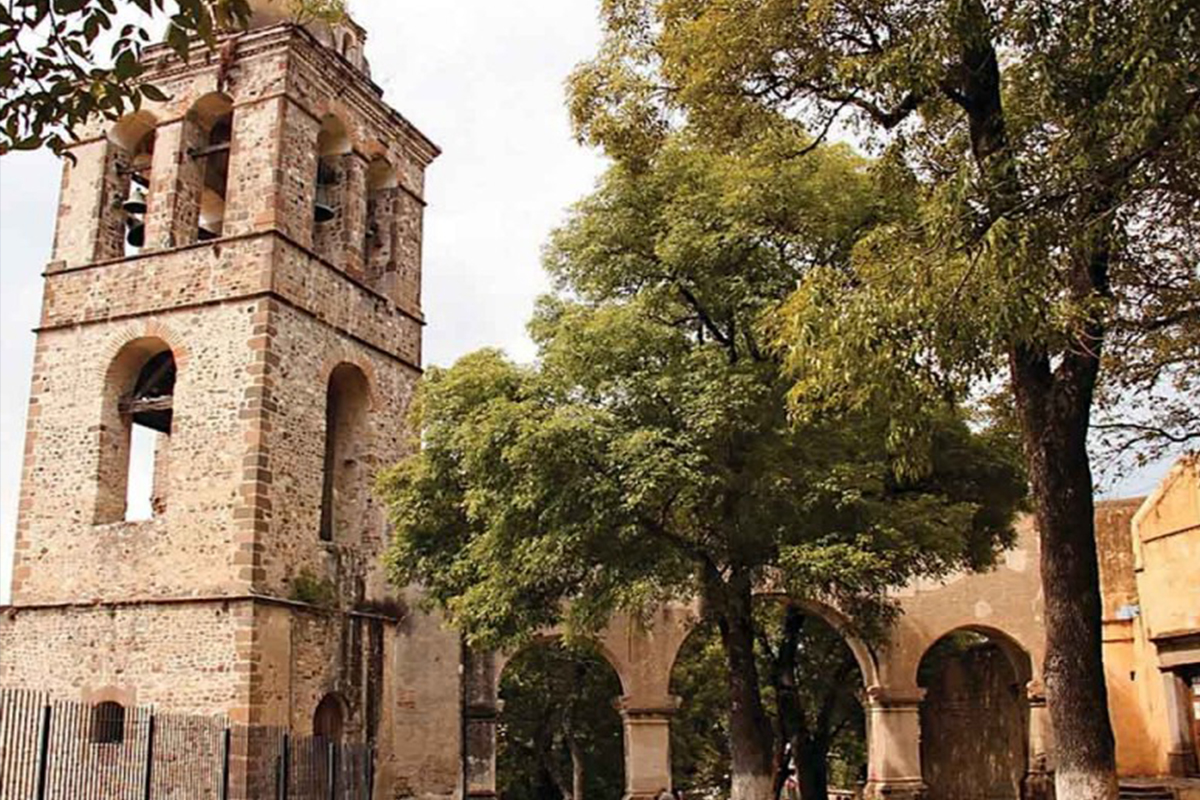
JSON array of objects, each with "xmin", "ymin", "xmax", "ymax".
[
  {"xmin": 122, "ymin": 184, "xmax": 148, "ymax": 216},
  {"xmin": 314, "ymin": 183, "xmax": 336, "ymax": 223},
  {"xmin": 314, "ymin": 161, "xmax": 337, "ymax": 223},
  {"xmin": 198, "ymin": 227, "xmax": 219, "ymax": 242},
  {"xmin": 125, "ymin": 218, "xmax": 146, "ymax": 248}
]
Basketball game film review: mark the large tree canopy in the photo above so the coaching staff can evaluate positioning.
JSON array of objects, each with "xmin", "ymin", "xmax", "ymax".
[
  {"xmin": 0, "ymin": 0, "xmax": 344, "ymax": 155},
  {"xmin": 569, "ymin": 3, "xmax": 1198, "ymax": 797},
  {"xmin": 382, "ymin": 133, "xmax": 1027, "ymax": 800}
]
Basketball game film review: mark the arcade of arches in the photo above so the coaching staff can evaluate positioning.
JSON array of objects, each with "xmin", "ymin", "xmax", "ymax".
[
  {"xmin": 467, "ymin": 461, "xmax": 1200, "ymax": 800},
  {"xmin": 465, "ymin": 519, "xmax": 1055, "ymax": 800}
]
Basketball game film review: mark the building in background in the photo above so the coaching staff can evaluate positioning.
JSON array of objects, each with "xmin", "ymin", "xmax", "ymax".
[{"xmin": 1100, "ymin": 456, "xmax": 1200, "ymax": 781}]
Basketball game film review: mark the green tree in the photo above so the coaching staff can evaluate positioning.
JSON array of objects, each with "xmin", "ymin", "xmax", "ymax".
[
  {"xmin": 673, "ymin": 604, "xmax": 868, "ymax": 800},
  {"xmin": 0, "ymin": 0, "xmax": 345, "ymax": 155},
  {"xmin": 498, "ymin": 642, "xmax": 625, "ymax": 800},
  {"xmin": 382, "ymin": 134, "xmax": 1027, "ymax": 800},
  {"xmin": 569, "ymin": 3, "xmax": 1199, "ymax": 797}
]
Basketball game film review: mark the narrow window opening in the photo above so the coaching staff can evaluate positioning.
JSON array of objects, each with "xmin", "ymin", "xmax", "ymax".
[
  {"xmin": 314, "ymin": 115, "xmax": 350, "ymax": 226},
  {"xmin": 365, "ymin": 158, "xmax": 400, "ymax": 296},
  {"xmin": 179, "ymin": 93, "xmax": 234, "ymax": 246},
  {"xmin": 121, "ymin": 133, "xmax": 155, "ymax": 257},
  {"xmin": 91, "ymin": 702, "xmax": 126, "ymax": 745},
  {"xmin": 106, "ymin": 111, "xmax": 158, "ymax": 260},
  {"xmin": 319, "ymin": 365, "xmax": 369, "ymax": 543}
]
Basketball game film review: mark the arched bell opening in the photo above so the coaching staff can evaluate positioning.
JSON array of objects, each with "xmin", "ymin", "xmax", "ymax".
[
  {"xmin": 917, "ymin": 628, "xmax": 1033, "ymax": 800},
  {"xmin": 95, "ymin": 338, "xmax": 178, "ymax": 524},
  {"xmin": 315, "ymin": 114, "xmax": 352, "ymax": 224},
  {"xmin": 364, "ymin": 157, "xmax": 400, "ymax": 291},
  {"xmin": 105, "ymin": 111, "xmax": 159, "ymax": 258},
  {"xmin": 668, "ymin": 598, "xmax": 869, "ymax": 800},
  {"xmin": 189, "ymin": 93, "xmax": 234, "ymax": 241},
  {"xmin": 496, "ymin": 639, "xmax": 626, "ymax": 800}
]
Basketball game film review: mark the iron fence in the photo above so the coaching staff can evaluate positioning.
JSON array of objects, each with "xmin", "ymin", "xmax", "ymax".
[{"xmin": 0, "ymin": 690, "xmax": 373, "ymax": 800}]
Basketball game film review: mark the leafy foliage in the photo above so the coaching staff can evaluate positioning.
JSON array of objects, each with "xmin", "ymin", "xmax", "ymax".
[
  {"xmin": 0, "ymin": 0, "xmax": 346, "ymax": 156},
  {"xmin": 570, "ymin": 0, "xmax": 1200, "ymax": 481},
  {"xmin": 382, "ymin": 132, "xmax": 1026, "ymax": 795},
  {"xmin": 383, "ymin": 133, "xmax": 1025, "ymax": 649}
]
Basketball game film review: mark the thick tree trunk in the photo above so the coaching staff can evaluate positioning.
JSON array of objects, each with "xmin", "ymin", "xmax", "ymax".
[
  {"xmin": 709, "ymin": 569, "xmax": 776, "ymax": 800},
  {"xmin": 948, "ymin": 2, "xmax": 1119, "ymax": 794},
  {"xmin": 796, "ymin": 741, "xmax": 829, "ymax": 800},
  {"xmin": 1011, "ymin": 346, "xmax": 1118, "ymax": 800}
]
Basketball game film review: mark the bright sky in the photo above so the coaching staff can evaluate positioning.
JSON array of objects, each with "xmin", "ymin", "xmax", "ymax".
[{"xmin": 0, "ymin": 1, "xmax": 1179, "ymax": 604}]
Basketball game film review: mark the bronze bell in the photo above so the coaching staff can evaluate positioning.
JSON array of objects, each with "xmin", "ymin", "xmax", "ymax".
[
  {"xmin": 314, "ymin": 182, "xmax": 336, "ymax": 223},
  {"xmin": 125, "ymin": 217, "xmax": 146, "ymax": 248},
  {"xmin": 122, "ymin": 184, "xmax": 148, "ymax": 216}
]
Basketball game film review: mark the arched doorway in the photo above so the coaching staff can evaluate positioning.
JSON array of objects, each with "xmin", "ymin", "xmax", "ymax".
[
  {"xmin": 669, "ymin": 599, "xmax": 870, "ymax": 800},
  {"xmin": 313, "ymin": 693, "xmax": 346, "ymax": 742},
  {"xmin": 497, "ymin": 640, "xmax": 625, "ymax": 800},
  {"xmin": 917, "ymin": 628, "xmax": 1032, "ymax": 800}
]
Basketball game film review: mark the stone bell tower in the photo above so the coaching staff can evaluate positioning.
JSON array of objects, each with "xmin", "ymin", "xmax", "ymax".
[{"xmin": 0, "ymin": 9, "xmax": 462, "ymax": 799}]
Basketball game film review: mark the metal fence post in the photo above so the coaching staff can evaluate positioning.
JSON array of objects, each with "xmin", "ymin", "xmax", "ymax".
[
  {"xmin": 220, "ymin": 726, "xmax": 232, "ymax": 800},
  {"xmin": 276, "ymin": 732, "xmax": 291, "ymax": 800},
  {"xmin": 142, "ymin": 712, "xmax": 156, "ymax": 800},
  {"xmin": 33, "ymin": 704, "xmax": 51, "ymax": 800},
  {"xmin": 366, "ymin": 744, "xmax": 376, "ymax": 800},
  {"xmin": 326, "ymin": 741, "xmax": 336, "ymax": 800}
]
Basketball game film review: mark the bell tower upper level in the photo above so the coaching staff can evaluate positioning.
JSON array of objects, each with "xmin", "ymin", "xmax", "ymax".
[
  {"xmin": 10, "ymin": 13, "xmax": 439, "ymax": 607},
  {"xmin": 48, "ymin": 12, "xmax": 437, "ymax": 325}
]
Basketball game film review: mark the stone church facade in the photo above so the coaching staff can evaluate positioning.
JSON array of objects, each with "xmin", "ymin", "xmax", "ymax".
[{"xmin": 0, "ymin": 6, "xmax": 1196, "ymax": 800}]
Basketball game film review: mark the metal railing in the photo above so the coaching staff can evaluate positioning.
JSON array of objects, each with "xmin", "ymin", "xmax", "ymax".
[{"xmin": 0, "ymin": 690, "xmax": 373, "ymax": 800}]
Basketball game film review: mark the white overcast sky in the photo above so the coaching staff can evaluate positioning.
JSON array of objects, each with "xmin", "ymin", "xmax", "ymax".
[{"xmin": 0, "ymin": 1, "xmax": 1180, "ymax": 603}]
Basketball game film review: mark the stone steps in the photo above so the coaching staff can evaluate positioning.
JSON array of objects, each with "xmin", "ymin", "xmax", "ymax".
[{"xmin": 1119, "ymin": 785, "xmax": 1176, "ymax": 800}]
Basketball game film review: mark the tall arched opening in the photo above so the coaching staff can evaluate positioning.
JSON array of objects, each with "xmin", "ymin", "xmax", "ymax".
[
  {"xmin": 95, "ymin": 337, "xmax": 178, "ymax": 524},
  {"xmin": 320, "ymin": 363, "xmax": 371, "ymax": 544},
  {"xmin": 917, "ymin": 627, "xmax": 1033, "ymax": 800},
  {"xmin": 181, "ymin": 93, "xmax": 234, "ymax": 244},
  {"xmin": 669, "ymin": 599, "xmax": 870, "ymax": 800},
  {"xmin": 496, "ymin": 640, "xmax": 625, "ymax": 800}
]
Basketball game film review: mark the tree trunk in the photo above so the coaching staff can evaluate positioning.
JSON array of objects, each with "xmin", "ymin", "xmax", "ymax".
[
  {"xmin": 796, "ymin": 741, "xmax": 828, "ymax": 800},
  {"xmin": 569, "ymin": 736, "xmax": 585, "ymax": 800},
  {"xmin": 949, "ymin": 1, "xmax": 1119, "ymax": 794},
  {"xmin": 1011, "ymin": 345, "xmax": 1118, "ymax": 800},
  {"xmin": 708, "ymin": 568, "xmax": 776, "ymax": 800}
]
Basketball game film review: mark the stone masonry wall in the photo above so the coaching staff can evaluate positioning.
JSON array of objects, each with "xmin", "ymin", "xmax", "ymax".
[
  {"xmin": 10, "ymin": 302, "xmax": 259, "ymax": 603},
  {"xmin": 0, "ymin": 601, "xmax": 252, "ymax": 716}
]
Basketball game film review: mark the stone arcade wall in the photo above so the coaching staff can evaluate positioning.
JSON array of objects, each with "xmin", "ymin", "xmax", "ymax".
[{"xmin": 464, "ymin": 520, "xmax": 1051, "ymax": 800}]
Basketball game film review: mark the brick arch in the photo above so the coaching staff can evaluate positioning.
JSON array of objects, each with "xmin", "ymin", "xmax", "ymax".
[
  {"xmin": 318, "ymin": 355, "xmax": 380, "ymax": 412},
  {"xmin": 108, "ymin": 110, "xmax": 159, "ymax": 152},
  {"xmin": 312, "ymin": 100, "xmax": 362, "ymax": 153},
  {"xmin": 492, "ymin": 632, "xmax": 632, "ymax": 700},
  {"xmin": 82, "ymin": 685, "xmax": 137, "ymax": 708},
  {"xmin": 94, "ymin": 321, "xmax": 190, "ymax": 383},
  {"xmin": 357, "ymin": 138, "xmax": 389, "ymax": 163},
  {"xmin": 915, "ymin": 623, "xmax": 1036, "ymax": 690}
]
